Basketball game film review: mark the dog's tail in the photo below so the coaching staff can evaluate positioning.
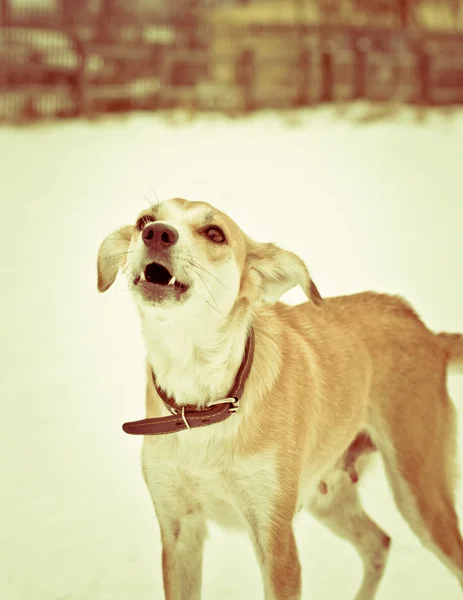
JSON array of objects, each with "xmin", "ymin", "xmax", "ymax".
[{"xmin": 438, "ymin": 332, "xmax": 463, "ymax": 374}]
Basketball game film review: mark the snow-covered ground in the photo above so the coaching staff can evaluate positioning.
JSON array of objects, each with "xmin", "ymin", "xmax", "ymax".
[{"xmin": 1, "ymin": 105, "xmax": 463, "ymax": 600}]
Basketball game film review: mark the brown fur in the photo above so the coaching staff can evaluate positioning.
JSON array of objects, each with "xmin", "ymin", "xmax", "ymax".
[{"xmin": 98, "ymin": 199, "xmax": 463, "ymax": 599}]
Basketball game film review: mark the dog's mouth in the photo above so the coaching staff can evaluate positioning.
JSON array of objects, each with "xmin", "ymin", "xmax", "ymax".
[{"xmin": 134, "ymin": 262, "xmax": 189, "ymax": 293}]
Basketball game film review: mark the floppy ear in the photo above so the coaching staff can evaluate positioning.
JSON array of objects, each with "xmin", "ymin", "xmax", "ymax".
[
  {"xmin": 245, "ymin": 240, "xmax": 323, "ymax": 306},
  {"xmin": 97, "ymin": 225, "xmax": 133, "ymax": 293}
]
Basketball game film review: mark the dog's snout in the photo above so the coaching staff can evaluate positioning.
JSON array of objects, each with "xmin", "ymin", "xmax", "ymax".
[{"xmin": 142, "ymin": 223, "xmax": 179, "ymax": 249}]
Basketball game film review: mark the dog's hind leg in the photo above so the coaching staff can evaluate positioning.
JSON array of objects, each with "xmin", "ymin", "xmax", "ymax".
[
  {"xmin": 371, "ymin": 388, "xmax": 463, "ymax": 589},
  {"xmin": 307, "ymin": 461, "xmax": 391, "ymax": 600}
]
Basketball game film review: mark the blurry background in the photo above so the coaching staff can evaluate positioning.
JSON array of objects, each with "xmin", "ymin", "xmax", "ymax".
[
  {"xmin": 1, "ymin": 2, "xmax": 463, "ymax": 600},
  {"xmin": 1, "ymin": 0, "xmax": 463, "ymax": 120}
]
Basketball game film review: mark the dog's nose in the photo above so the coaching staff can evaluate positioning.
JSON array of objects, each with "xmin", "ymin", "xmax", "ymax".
[{"xmin": 142, "ymin": 223, "xmax": 179, "ymax": 249}]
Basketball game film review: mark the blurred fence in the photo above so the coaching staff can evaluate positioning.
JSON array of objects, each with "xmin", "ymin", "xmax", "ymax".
[{"xmin": 1, "ymin": 1, "xmax": 463, "ymax": 123}]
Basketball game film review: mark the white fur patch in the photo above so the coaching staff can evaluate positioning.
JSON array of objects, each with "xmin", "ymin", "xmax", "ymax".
[{"xmin": 142, "ymin": 431, "xmax": 278, "ymax": 532}]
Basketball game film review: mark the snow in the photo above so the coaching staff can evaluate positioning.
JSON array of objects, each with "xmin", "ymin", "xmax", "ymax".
[{"xmin": 1, "ymin": 104, "xmax": 463, "ymax": 599}]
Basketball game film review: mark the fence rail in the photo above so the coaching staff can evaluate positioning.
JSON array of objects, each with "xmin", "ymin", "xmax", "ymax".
[{"xmin": 1, "ymin": 3, "xmax": 463, "ymax": 122}]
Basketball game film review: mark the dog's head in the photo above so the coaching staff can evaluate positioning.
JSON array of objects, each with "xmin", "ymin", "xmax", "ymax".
[{"xmin": 97, "ymin": 198, "xmax": 322, "ymax": 318}]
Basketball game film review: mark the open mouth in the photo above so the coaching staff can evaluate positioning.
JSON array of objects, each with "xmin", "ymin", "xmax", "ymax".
[{"xmin": 136, "ymin": 262, "xmax": 189, "ymax": 293}]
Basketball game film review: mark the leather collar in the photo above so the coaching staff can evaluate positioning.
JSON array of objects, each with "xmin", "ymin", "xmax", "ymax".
[{"xmin": 122, "ymin": 328, "xmax": 255, "ymax": 436}]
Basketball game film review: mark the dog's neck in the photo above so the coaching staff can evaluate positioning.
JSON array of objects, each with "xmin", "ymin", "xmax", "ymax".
[{"xmin": 140, "ymin": 303, "xmax": 251, "ymax": 407}]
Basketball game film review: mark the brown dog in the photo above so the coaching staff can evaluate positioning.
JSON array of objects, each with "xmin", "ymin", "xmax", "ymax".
[{"xmin": 97, "ymin": 197, "xmax": 463, "ymax": 600}]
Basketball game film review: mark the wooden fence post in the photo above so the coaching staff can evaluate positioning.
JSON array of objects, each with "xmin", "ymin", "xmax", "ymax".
[
  {"xmin": 417, "ymin": 47, "xmax": 432, "ymax": 105},
  {"xmin": 235, "ymin": 48, "xmax": 255, "ymax": 112},
  {"xmin": 353, "ymin": 36, "xmax": 369, "ymax": 99},
  {"xmin": 73, "ymin": 37, "xmax": 88, "ymax": 116},
  {"xmin": 0, "ymin": 0, "xmax": 10, "ymax": 25},
  {"xmin": 295, "ymin": 47, "xmax": 312, "ymax": 106},
  {"xmin": 320, "ymin": 43, "xmax": 334, "ymax": 103}
]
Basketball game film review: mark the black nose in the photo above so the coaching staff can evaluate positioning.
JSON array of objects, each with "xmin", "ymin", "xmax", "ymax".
[{"xmin": 142, "ymin": 223, "xmax": 179, "ymax": 249}]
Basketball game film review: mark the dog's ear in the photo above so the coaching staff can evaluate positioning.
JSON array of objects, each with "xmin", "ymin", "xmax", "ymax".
[
  {"xmin": 97, "ymin": 225, "xmax": 133, "ymax": 293},
  {"xmin": 245, "ymin": 240, "xmax": 323, "ymax": 306}
]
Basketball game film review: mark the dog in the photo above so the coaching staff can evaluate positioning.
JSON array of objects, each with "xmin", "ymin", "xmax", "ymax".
[{"xmin": 97, "ymin": 197, "xmax": 463, "ymax": 600}]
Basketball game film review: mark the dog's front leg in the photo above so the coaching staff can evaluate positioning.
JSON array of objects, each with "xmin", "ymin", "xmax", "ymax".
[
  {"xmin": 158, "ymin": 513, "xmax": 207, "ymax": 600},
  {"xmin": 142, "ymin": 459, "xmax": 206, "ymax": 600},
  {"xmin": 252, "ymin": 524, "xmax": 301, "ymax": 600},
  {"xmin": 235, "ymin": 489, "xmax": 301, "ymax": 600}
]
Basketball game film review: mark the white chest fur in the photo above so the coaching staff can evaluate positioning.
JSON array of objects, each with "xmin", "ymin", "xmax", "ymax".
[
  {"xmin": 141, "ymin": 418, "xmax": 278, "ymax": 532},
  {"xmin": 139, "ymin": 303, "xmax": 249, "ymax": 407}
]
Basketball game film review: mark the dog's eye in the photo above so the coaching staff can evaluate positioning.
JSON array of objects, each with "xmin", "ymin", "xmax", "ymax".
[
  {"xmin": 136, "ymin": 215, "xmax": 155, "ymax": 230},
  {"xmin": 204, "ymin": 226, "xmax": 226, "ymax": 244}
]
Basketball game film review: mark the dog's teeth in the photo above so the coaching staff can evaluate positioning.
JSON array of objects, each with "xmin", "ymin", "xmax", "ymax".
[
  {"xmin": 168, "ymin": 276, "xmax": 176, "ymax": 286},
  {"xmin": 140, "ymin": 271, "xmax": 146, "ymax": 281}
]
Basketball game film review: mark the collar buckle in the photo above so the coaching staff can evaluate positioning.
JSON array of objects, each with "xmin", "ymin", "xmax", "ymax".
[{"xmin": 209, "ymin": 396, "xmax": 240, "ymax": 412}]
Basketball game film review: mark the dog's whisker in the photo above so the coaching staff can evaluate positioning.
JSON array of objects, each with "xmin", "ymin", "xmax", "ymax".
[
  {"xmin": 98, "ymin": 250, "xmax": 134, "ymax": 262},
  {"xmin": 203, "ymin": 187, "xmax": 234, "ymax": 226},
  {"xmin": 121, "ymin": 262, "xmax": 133, "ymax": 276},
  {"xmin": 204, "ymin": 298, "xmax": 224, "ymax": 317},
  {"xmin": 115, "ymin": 270, "xmax": 132, "ymax": 293},
  {"xmin": 119, "ymin": 261, "xmax": 135, "ymax": 280},
  {"xmin": 181, "ymin": 266, "xmax": 205, "ymax": 298},
  {"xmin": 204, "ymin": 207, "xmax": 219, "ymax": 225},
  {"xmin": 206, "ymin": 186, "xmax": 236, "ymax": 224},
  {"xmin": 137, "ymin": 188, "xmax": 158, "ymax": 214},
  {"xmin": 103, "ymin": 233, "xmax": 134, "ymax": 243},
  {"xmin": 184, "ymin": 263, "xmax": 223, "ymax": 315},
  {"xmin": 192, "ymin": 268, "xmax": 222, "ymax": 314},
  {"xmin": 192, "ymin": 261, "xmax": 230, "ymax": 290},
  {"xmin": 185, "ymin": 259, "xmax": 229, "ymax": 290},
  {"xmin": 148, "ymin": 180, "xmax": 160, "ymax": 206},
  {"xmin": 98, "ymin": 261, "xmax": 130, "ymax": 279},
  {"xmin": 216, "ymin": 185, "xmax": 235, "ymax": 207}
]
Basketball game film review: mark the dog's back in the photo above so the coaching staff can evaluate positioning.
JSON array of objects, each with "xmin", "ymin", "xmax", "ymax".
[{"xmin": 291, "ymin": 290, "xmax": 460, "ymax": 397}]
